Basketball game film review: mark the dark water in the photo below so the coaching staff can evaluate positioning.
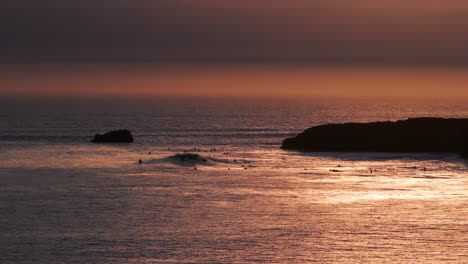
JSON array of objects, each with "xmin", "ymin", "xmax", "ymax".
[{"xmin": 0, "ymin": 97, "xmax": 467, "ymax": 263}]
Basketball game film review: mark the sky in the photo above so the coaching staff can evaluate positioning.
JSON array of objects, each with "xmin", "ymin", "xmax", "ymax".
[
  {"xmin": 2, "ymin": 1, "xmax": 468, "ymax": 98},
  {"xmin": 3, "ymin": 0, "xmax": 468, "ymax": 64}
]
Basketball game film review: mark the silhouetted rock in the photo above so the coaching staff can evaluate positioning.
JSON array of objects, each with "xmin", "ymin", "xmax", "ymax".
[
  {"xmin": 282, "ymin": 118, "xmax": 468, "ymax": 155},
  {"xmin": 91, "ymin": 130, "xmax": 134, "ymax": 143}
]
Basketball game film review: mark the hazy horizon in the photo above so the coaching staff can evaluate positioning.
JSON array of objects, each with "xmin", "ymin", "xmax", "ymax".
[{"xmin": 2, "ymin": 65, "xmax": 468, "ymax": 100}]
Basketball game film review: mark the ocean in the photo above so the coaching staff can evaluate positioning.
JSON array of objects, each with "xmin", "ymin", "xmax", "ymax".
[{"xmin": 0, "ymin": 96, "xmax": 467, "ymax": 263}]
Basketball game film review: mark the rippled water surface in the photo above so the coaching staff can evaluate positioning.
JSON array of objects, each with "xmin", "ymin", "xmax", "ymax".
[{"xmin": 0, "ymin": 97, "xmax": 467, "ymax": 263}]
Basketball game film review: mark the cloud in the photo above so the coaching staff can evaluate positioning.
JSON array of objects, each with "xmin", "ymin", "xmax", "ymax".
[{"xmin": 2, "ymin": 0, "xmax": 468, "ymax": 64}]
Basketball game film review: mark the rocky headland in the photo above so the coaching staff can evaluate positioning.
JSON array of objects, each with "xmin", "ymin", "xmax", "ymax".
[{"xmin": 282, "ymin": 118, "xmax": 468, "ymax": 156}]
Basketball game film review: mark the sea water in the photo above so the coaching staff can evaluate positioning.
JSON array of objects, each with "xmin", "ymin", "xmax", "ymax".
[{"xmin": 0, "ymin": 97, "xmax": 467, "ymax": 263}]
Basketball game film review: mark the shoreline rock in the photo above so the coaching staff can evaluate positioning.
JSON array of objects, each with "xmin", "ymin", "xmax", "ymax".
[
  {"xmin": 91, "ymin": 130, "xmax": 134, "ymax": 143},
  {"xmin": 282, "ymin": 118, "xmax": 468, "ymax": 155}
]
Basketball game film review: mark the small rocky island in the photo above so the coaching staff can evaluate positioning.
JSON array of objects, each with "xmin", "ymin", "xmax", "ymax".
[
  {"xmin": 282, "ymin": 118, "xmax": 468, "ymax": 155},
  {"xmin": 91, "ymin": 130, "xmax": 134, "ymax": 143}
]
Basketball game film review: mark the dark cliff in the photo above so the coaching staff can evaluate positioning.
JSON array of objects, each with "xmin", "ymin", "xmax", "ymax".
[{"xmin": 282, "ymin": 118, "xmax": 468, "ymax": 155}]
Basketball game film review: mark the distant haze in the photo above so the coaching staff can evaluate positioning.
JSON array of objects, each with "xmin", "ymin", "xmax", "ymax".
[{"xmin": 2, "ymin": 66, "xmax": 468, "ymax": 99}]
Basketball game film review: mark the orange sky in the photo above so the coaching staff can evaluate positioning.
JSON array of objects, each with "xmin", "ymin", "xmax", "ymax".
[
  {"xmin": 2, "ymin": 66, "xmax": 468, "ymax": 99},
  {"xmin": 2, "ymin": 1, "xmax": 468, "ymax": 98}
]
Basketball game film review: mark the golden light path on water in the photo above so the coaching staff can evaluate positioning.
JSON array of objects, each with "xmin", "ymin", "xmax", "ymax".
[{"xmin": 0, "ymin": 143, "xmax": 466, "ymax": 263}]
